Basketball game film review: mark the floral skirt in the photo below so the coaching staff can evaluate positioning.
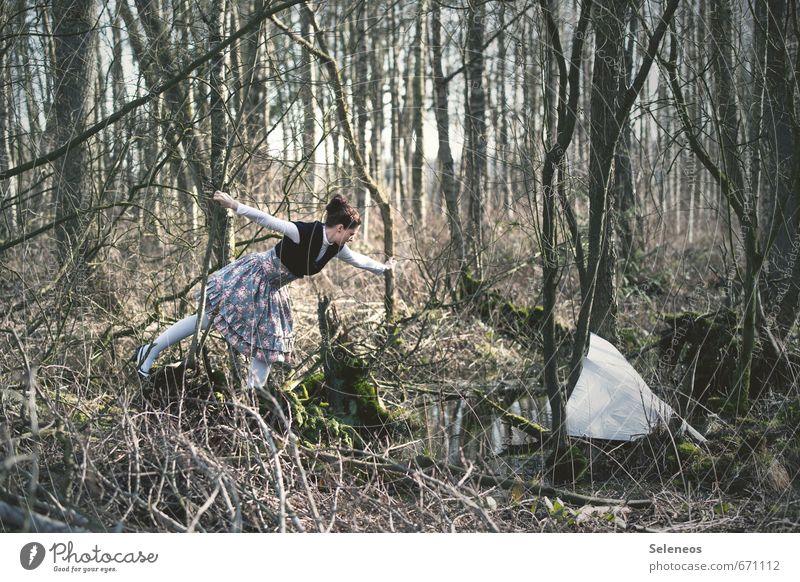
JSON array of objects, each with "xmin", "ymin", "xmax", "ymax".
[{"xmin": 203, "ymin": 248, "xmax": 297, "ymax": 363}]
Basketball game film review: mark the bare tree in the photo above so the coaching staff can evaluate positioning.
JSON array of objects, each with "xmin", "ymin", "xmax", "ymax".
[
  {"xmin": 463, "ymin": 0, "xmax": 487, "ymax": 277},
  {"xmin": 757, "ymin": 0, "xmax": 799, "ymax": 341},
  {"xmin": 430, "ymin": 0, "xmax": 465, "ymax": 272},
  {"xmin": 50, "ymin": 0, "xmax": 97, "ymax": 265},
  {"xmin": 411, "ymin": 0, "xmax": 427, "ymax": 227}
]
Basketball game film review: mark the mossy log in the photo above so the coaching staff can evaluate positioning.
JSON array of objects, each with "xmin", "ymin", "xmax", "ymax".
[
  {"xmin": 308, "ymin": 296, "xmax": 390, "ymax": 435},
  {"xmin": 658, "ymin": 308, "xmax": 797, "ymax": 411},
  {"xmin": 479, "ymin": 395, "xmax": 548, "ymax": 445},
  {"xmin": 458, "ymin": 272, "xmax": 569, "ymax": 348}
]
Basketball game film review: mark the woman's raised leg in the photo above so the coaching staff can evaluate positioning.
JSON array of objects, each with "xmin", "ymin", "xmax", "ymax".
[{"xmin": 134, "ymin": 313, "xmax": 210, "ymax": 377}]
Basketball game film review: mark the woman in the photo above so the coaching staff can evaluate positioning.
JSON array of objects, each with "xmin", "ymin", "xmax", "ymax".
[{"xmin": 133, "ymin": 191, "xmax": 395, "ymax": 389}]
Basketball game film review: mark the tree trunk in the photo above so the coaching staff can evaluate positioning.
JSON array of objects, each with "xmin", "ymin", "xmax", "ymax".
[
  {"xmin": 50, "ymin": 0, "xmax": 97, "ymax": 265},
  {"xmin": 430, "ymin": 0, "xmax": 465, "ymax": 272},
  {"xmin": 586, "ymin": 0, "xmax": 626, "ymax": 344},
  {"xmin": 300, "ymin": 8, "xmax": 316, "ymax": 195},
  {"xmin": 758, "ymin": 0, "xmax": 799, "ymax": 340},
  {"xmin": 615, "ymin": 3, "xmax": 638, "ymax": 272},
  {"xmin": 352, "ymin": 2, "xmax": 371, "ymax": 241},
  {"xmin": 209, "ymin": 0, "xmax": 232, "ymax": 268},
  {"xmin": 463, "ymin": 0, "xmax": 487, "ymax": 277},
  {"xmin": 570, "ymin": 0, "xmax": 679, "ymax": 397},
  {"xmin": 538, "ymin": 0, "xmax": 593, "ymax": 450},
  {"xmin": 711, "ymin": 0, "xmax": 759, "ymax": 410},
  {"xmin": 496, "ymin": 2, "xmax": 510, "ymax": 217},
  {"xmin": 369, "ymin": 5, "xmax": 383, "ymax": 182},
  {"xmin": 389, "ymin": 3, "xmax": 403, "ymax": 207},
  {"xmin": 410, "ymin": 0, "xmax": 426, "ymax": 227},
  {"xmin": 0, "ymin": 10, "xmax": 14, "ymax": 239}
]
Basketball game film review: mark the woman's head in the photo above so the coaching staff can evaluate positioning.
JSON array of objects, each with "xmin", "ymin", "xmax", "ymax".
[
  {"xmin": 324, "ymin": 194, "xmax": 362, "ymax": 245},
  {"xmin": 324, "ymin": 194, "xmax": 361, "ymax": 229}
]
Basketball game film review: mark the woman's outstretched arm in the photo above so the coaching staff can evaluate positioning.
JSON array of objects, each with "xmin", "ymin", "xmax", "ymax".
[
  {"xmin": 213, "ymin": 190, "xmax": 300, "ymax": 243},
  {"xmin": 336, "ymin": 246, "xmax": 396, "ymax": 274}
]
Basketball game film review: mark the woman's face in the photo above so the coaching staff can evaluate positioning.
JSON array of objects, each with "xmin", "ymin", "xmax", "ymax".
[{"xmin": 332, "ymin": 225, "xmax": 359, "ymax": 245}]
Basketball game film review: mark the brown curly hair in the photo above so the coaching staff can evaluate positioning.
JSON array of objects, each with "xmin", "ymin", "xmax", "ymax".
[{"xmin": 324, "ymin": 194, "xmax": 362, "ymax": 229}]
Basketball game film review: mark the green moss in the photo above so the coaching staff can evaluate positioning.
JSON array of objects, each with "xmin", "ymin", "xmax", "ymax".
[
  {"xmin": 458, "ymin": 271, "xmax": 566, "ymax": 346},
  {"xmin": 324, "ymin": 349, "xmax": 390, "ymax": 431},
  {"xmin": 677, "ymin": 441, "xmax": 701, "ymax": 460},
  {"xmin": 265, "ymin": 386, "xmax": 356, "ymax": 447},
  {"xmin": 297, "ymin": 371, "xmax": 325, "ymax": 402},
  {"xmin": 668, "ymin": 440, "xmax": 716, "ymax": 476},
  {"xmin": 275, "ymin": 350, "xmax": 391, "ymax": 445}
]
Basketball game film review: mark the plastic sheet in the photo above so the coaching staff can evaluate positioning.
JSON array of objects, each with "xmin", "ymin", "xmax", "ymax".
[{"xmin": 566, "ymin": 333, "xmax": 705, "ymax": 442}]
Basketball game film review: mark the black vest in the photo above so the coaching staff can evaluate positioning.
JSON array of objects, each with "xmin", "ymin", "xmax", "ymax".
[{"xmin": 274, "ymin": 221, "xmax": 341, "ymax": 278}]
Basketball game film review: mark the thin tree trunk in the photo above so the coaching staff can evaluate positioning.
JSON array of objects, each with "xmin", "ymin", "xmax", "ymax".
[
  {"xmin": 464, "ymin": 0, "xmax": 487, "ymax": 277},
  {"xmin": 301, "ymin": 7, "xmax": 316, "ymax": 196},
  {"xmin": 586, "ymin": 0, "xmax": 626, "ymax": 344},
  {"xmin": 430, "ymin": 0, "xmax": 465, "ymax": 271},
  {"xmin": 352, "ymin": 2, "xmax": 370, "ymax": 240},
  {"xmin": 538, "ymin": 0, "xmax": 593, "ymax": 450},
  {"xmin": 389, "ymin": 2, "xmax": 403, "ymax": 209},
  {"xmin": 758, "ymin": 0, "xmax": 799, "ymax": 340},
  {"xmin": 615, "ymin": 3, "xmax": 638, "ymax": 272},
  {"xmin": 0, "ymin": 8, "xmax": 14, "ymax": 239},
  {"xmin": 570, "ymin": 0, "xmax": 679, "ymax": 397},
  {"xmin": 411, "ymin": 0, "xmax": 426, "ymax": 226},
  {"xmin": 496, "ymin": 2, "xmax": 510, "ymax": 217},
  {"xmin": 711, "ymin": 0, "xmax": 759, "ymax": 410},
  {"xmin": 369, "ymin": 8, "xmax": 383, "ymax": 183}
]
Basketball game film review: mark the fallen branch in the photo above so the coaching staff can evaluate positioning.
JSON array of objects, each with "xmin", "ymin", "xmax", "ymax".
[
  {"xmin": 0, "ymin": 500, "xmax": 89, "ymax": 533},
  {"xmin": 479, "ymin": 395, "xmax": 548, "ymax": 444},
  {"xmin": 310, "ymin": 448, "xmax": 654, "ymax": 509}
]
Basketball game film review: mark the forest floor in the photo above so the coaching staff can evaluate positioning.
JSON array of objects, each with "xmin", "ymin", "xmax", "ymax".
[{"xmin": 1, "ymin": 222, "xmax": 799, "ymax": 533}]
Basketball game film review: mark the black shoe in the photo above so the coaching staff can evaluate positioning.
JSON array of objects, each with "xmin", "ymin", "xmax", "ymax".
[{"xmin": 131, "ymin": 344, "xmax": 151, "ymax": 380}]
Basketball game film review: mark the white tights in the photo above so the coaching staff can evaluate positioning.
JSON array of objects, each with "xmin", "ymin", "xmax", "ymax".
[{"xmin": 140, "ymin": 313, "xmax": 271, "ymax": 389}]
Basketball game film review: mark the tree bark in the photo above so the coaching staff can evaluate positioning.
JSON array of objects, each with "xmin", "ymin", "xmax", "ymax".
[
  {"xmin": 538, "ymin": 0, "xmax": 592, "ymax": 448},
  {"xmin": 352, "ymin": 2, "xmax": 371, "ymax": 240},
  {"xmin": 615, "ymin": 3, "xmax": 638, "ymax": 272},
  {"xmin": 411, "ymin": 0, "xmax": 426, "ymax": 227},
  {"xmin": 585, "ymin": 0, "xmax": 626, "ymax": 344},
  {"xmin": 50, "ymin": 0, "xmax": 97, "ymax": 265},
  {"xmin": 757, "ymin": 0, "xmax": 799, "ymax": 340},
  {"xmin": 710, "ymin": 0, "xmax": 759, "ymax": 410},
  {"xmin": 430, "ymin": 0, "xmax": 465, "ymax": 275},
  {"xmin": 463, "ymin": 0, "xmax": 487, "ymax": 278},
  {"xmin": 0, "ymin": 7, "xmax": 14, "ymax": 239}
]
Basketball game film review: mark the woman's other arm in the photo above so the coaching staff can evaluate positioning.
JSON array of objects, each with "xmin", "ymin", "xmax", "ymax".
[
  {"xmin": 213, "ymin": 191, "xmax": 300, "ymax": 243},
  {"xmin": 336, "ymin": 246, "xmax": 396, "ymax": 274}
]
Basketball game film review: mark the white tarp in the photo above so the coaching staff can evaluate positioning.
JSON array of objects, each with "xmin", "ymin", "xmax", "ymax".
[{"xmin": 566, "ymin": 333, "xmax": 705, "ymax": 442}]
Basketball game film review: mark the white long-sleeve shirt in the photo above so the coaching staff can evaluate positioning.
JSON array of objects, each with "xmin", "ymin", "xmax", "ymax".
[{"xmin": 236, "ymin": 203, "xmax": 387, "ymax": 274}]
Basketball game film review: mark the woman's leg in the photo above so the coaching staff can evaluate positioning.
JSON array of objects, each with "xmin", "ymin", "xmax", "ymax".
[
  {"xmin": 246, "ymin": 358, "xmax": 272, "ymax": 390},
  {"xmin": 136, "ymin": 313, "xmax": 210, "ymax": 374}
]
